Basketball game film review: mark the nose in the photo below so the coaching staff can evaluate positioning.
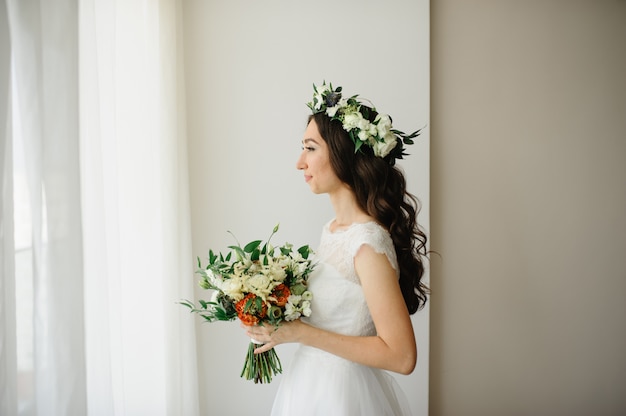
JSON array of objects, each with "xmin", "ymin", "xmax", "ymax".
[{"xmin": 296, "ymin": 150, "xmax": 306, "ymax": 170}]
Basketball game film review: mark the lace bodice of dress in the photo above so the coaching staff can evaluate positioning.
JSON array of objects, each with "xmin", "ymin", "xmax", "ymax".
[
  {"xmin": 272, "ymin": 222, "xmax": 412, "ymax": 415},
  {"xmin": 303, "ymin": 221, "xmax": 399, "ymax": 337},
  {"xmin": 316, "ymin": 221, "xmax": 399, "ymax": 284}
]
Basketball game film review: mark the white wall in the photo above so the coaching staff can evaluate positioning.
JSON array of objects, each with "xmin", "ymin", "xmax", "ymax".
[{"xmin": 183, "ymin": 0, "xmax": 430, "ymax": 414}]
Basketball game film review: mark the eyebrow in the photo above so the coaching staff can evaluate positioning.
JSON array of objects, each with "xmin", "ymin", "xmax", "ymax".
[{"xmin": 302, "ymin": 138, "xmax": 319, "ymax": 145}]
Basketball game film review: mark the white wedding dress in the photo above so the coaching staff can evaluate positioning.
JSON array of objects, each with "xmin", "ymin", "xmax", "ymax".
[{"xmin": 271, "ymin": 221, "xmax": 413, "ymax": 416}]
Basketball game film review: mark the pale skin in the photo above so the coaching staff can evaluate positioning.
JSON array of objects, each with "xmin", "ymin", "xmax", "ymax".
[{"xmin": 243, "ymin": 119, "xmax": 417, "ymax": 375}]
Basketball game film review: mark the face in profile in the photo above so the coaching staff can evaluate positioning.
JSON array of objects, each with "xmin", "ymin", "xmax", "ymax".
[{"xmin": 296, "ymin": 119, "xmax": 343, "ymax": 195}]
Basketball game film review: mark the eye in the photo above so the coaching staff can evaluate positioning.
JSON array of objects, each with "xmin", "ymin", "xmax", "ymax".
[{"xmin": 303, "ymin": 146, "xmax": 315, "ymax": 152}]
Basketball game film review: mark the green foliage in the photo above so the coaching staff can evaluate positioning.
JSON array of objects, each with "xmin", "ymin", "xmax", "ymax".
[
  {"xmin": 306, "ymin": 81, "xmax": 423, "ymax": 162},
  {"xmin": 179, "ymin": 223, "xmax": 316, "ymax": 383}
]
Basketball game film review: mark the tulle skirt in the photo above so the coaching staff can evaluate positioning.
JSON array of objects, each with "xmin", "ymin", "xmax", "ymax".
[{"xmin": 271, "ymin": 345, "xmax": 413, "ymax": 416}]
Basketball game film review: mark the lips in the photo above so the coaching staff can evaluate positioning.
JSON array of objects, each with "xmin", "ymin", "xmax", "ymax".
[{"xmin": 304, "ymin": 175, "xmax": 312, "ymax": 183}]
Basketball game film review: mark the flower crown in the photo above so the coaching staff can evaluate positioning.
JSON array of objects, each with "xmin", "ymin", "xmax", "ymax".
[{"xmin": 306, "ymin": 81, "xmax": 421, "ymax": 161}]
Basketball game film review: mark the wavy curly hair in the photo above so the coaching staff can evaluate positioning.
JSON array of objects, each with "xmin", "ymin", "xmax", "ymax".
[{"xmin": 309, "ymin": 113, "xmax": 429, "ymax": 314}]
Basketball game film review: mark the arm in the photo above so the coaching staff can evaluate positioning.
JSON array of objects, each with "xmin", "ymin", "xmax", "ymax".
[{"xmin": 246, "ymin": 244, "xmax": 417, "ymax": 375}]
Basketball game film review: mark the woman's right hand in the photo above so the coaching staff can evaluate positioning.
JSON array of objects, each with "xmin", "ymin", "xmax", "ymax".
[{"xmin": 241, "ymin": 319, "xmax": 305, "ymax": 354}]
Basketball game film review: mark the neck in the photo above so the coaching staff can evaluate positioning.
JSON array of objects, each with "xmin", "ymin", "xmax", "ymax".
[{"xmin": 328, "ymin": 186, "xmax": 371, "ymax": 229}]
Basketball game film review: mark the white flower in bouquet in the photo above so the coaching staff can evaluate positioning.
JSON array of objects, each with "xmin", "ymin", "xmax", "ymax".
[
  {"xmin": 284, "ymin": 295, "xmax": 303, "ymax": 321},
  {"xmin": 244, "ymin": 273, "xmax": 275, "ymax": 300},
  {"xmin": 268, "ymin": 262, "xmax": 287, "ymax": 282},
  {"xmin": 296, "ymin": 261, "xmax": 310, "ymax": 276},
  {"xmin": 180, "ymin": 224, "xmax": 316, "ymax": 384},
  {"xmin": 216, "ymin": 275, "xmax": 245, "ymax": 302}
]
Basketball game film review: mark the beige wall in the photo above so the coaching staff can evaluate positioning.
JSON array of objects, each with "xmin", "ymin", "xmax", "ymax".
[{"xmin": 430, "ymin": 2, "xmax": 626, "ymax": 415}]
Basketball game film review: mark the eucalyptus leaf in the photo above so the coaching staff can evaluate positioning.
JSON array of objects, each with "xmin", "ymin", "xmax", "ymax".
[
  {"xmin": 179, "ymin": 300, "xmax": 194, "ymax": 309},
  {"xmin": 244, "ymin": 240, "xmax": 262, "ymax": 253},
  {"xmin": 298, "ymin": 245, "xmax": 311, "ymax": 259},
  {"xmin": 228, "ymin": 245, "xmax": 246, "ymax": 260}
]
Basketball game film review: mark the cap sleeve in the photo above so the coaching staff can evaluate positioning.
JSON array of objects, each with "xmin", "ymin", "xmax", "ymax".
[{"xmin": 349, "ymin": 222, "xmax": 399, "ymax": 275}]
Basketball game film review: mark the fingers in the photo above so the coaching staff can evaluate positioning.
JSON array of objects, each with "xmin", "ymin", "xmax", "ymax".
[
  {"xmin": 241, "ymin": 324, "xmax": 277, "ymax": 354},
  {"xmin": 242, "ymin": 323, "xmax": 273, "ymax": 343},
  {"xmin": 254, "ymin": 342, "xmax": 275, "ymax": 354},
  {"xmin": 240, "ymin": 321, "xmax": 289, "ymax": 353}
]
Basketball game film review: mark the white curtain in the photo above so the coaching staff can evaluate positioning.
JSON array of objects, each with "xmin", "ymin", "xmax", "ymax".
[
  {"xmin": 1, "ymin": 3, "xmax": 17, "ymax": 414},
  {"xmin": 6, "ymin": 0, "xmax": 86, "ymax": 414},
  {"xmin": 1, "ymin": 0, "xmax": 199, "ymax": 414}
]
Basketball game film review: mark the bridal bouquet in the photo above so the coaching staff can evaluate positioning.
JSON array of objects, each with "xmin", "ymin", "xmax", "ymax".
[{"xmin": 181, "ymin": 224, "xmax": 315, "ymax": 384}]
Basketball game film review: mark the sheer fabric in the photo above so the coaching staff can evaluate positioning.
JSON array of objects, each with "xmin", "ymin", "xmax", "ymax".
[
  {"xmin": 1, "ymin": 0, "xmax": 199, "ymax": 415},
  {"xmin": 1, "ymin": 3, "xmax": 16, "ymax": 412},
  {"xmin": 80, "ymin": 1, "xmax": 199, "ymax": 414},
  {"xmin": 5, "ymin": 1, "xmax": 86, "ymax": 414}
]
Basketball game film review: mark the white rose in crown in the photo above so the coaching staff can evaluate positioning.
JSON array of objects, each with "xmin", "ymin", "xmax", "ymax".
[
  {"xmin": 373, "ymin": 135, "xmax": 398, "ymax": 158},
  {"xmin": 375, "ymin": 114, "xmax": 392, "ymax": 137},
  {"xmin": 358, "ymin": 129, "xmax": 371, "ymax": 142},
  {"xmin": 343, "ymin": 111, "xmax": 363, "ymax": 131},
  {"xmin": 357, "ymin": 118, "xmax": 371, "ymax": 132},
  {"xmin": 307, "ymin": 81, "xmax": 421, "ymax": 162}
]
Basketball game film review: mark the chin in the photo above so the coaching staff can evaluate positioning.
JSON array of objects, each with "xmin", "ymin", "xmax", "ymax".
[{"xmin": 308, "ymin": 185, "xmax": 326, "ymax": 194}]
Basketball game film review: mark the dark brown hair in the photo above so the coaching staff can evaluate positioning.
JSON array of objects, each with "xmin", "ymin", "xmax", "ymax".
[{"xmin": 310, "ymin": 112, "xmax": 429, "ymax": 313}]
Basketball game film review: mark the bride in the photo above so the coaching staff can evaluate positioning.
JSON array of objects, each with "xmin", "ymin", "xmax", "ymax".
[{"xmin": 245, "ymin": 82, "xmax": 429, "ymax": 416}]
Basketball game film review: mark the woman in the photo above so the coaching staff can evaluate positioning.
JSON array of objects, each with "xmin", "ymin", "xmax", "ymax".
[{"xmin": 246, "ymin": 82, "xmax": 429, "ymax": 415}]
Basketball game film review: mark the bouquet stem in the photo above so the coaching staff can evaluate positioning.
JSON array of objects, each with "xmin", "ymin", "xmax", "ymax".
[{"xmin": 241, "ymin": 341, "xmax": 283, "ymax": 384}]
